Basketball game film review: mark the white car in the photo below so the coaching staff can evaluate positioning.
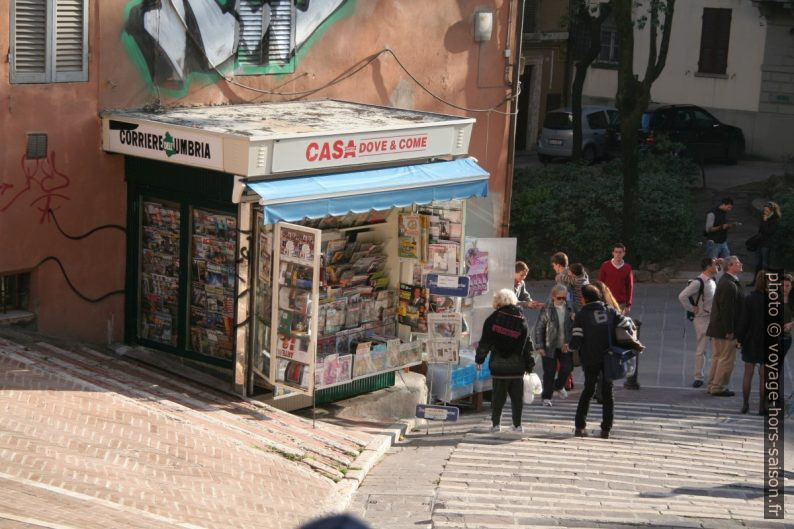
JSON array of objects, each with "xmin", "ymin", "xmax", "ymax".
[{"xmin": 537, "ymin": 106, "xmax": 618, "ymax": 164}]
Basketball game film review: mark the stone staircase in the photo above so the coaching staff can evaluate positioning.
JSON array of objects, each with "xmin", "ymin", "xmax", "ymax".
[{"xmin": 430, "ymin": 399, "xmax": 791, "ymax": 528}]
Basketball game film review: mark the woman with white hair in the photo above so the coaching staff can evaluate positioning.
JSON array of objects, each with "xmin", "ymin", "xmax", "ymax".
[{"xmin": 475, "ymin": 288, "xmax": 535, "ymax": 433}]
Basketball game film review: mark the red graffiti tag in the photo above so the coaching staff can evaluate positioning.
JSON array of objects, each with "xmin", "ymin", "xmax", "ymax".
[{"xmin": 0, "ymin": 152, "xmax": 71, "ymax": 223}]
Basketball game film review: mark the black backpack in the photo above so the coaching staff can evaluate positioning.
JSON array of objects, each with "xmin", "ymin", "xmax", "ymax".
[{"xmin": 685, "ymin": 278, "xmax": 705, "ymax": 321}]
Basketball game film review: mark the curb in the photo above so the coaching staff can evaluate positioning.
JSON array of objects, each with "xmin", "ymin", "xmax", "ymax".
[{"xmin": 322, "ymin": 417, "xmax": 415, "ymax": 514}]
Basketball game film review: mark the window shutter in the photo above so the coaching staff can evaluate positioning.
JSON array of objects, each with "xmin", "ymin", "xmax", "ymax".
[
  {"xmin": 698, "ymin": 8, "xmax": 731, "ymax": 75},
  {"xmin": 11, "ymin": 0, "xmax": 49, "ymax": 83},
  {"xmin": 53, "ymin": 0, "xmax": 88, "ymax": 82},
  {"xmin": 264, "ymin": 0, "xmax": 295, "ymax": 65},
  {"xmin": 237, "ymin": 1, "xmax": 265, "ymax": 67}
]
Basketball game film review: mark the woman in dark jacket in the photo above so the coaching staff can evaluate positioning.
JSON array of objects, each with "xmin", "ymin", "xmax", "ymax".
[
  {"xmin": 752, "ymin": 201, "xmax": 780, "ymax": 280},
  {"xmin": 475, "ymin": 288, "xmax": 535, "ymax": 433},
  {"xmin": 737, "ymin": 271, "xmax": 767, "ymax": 414}
]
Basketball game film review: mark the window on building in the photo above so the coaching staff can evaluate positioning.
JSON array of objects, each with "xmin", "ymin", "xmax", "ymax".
[
  {"xmin": 698, "ymin": 8, "xmax": 731, "ymax": 75},
  {"xmin": 522, "ymin": 0, "xmax": 538, "ymax": 33},
  {"xmin": 237, "ymin": 0, "xmax": 296, "ymax": 72},
  {"xmin": 598, "ymin": 16, "xmax": 619, "ymax": 64},
  {"xmin": 1, "ymin": 273, "xmax": 30, "ymax": 313},
  {"xmin": 10, "ymin": 0, "xmax": 88, "ymax": 84}
]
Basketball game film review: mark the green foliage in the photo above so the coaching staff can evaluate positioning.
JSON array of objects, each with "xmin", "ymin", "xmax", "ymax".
[{"xmin": 510, "ymin": 152, "xmax": 697, "ymax": 278}]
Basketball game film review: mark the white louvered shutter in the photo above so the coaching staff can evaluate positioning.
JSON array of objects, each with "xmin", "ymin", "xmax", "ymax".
[
  {"xmin": 266, "ymin": 0, "xmax": 294, "ymax": 65},
  {"xmin": 53, "ymin": 0, "xmax": 88, "ymax": 82},
  {"xmin": 11, "ymin": 0, "xmax": 49, "ymax": 83},
  {"xmin": 237, "ymin": 0, "xmax": 266, "ymax": 67}
]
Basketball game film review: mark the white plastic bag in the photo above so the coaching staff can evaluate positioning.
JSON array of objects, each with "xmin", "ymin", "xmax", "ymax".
[
  {"xmin": 529, "ymin": 372, "xmax": 543, "ymax": 395},
  {"xmin": 523, "ymin": 374, "xmax": 535, "ymax": 404}
]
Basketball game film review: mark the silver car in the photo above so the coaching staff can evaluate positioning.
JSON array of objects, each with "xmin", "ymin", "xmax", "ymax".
[{"xmin": 537, "ymin": 106, "xmax": 618, "ymax": 164}]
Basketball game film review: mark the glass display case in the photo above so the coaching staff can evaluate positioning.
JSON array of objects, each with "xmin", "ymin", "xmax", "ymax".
[
  {"xmin": 139, "ymin": 199, "xmax": 181, "ymax": 346},
  {"xmin": 270, "ymin": 223, "xmax": 321, "ymax": 395}
]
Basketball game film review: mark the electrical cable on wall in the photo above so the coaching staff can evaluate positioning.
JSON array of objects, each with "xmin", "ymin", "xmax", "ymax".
[
  {"xmin": 48, "ymin": 209, "xmax": 126, "ymax": 239},
  {"xmin": 39, "ymin": 209, "xmax": 126, "ymax": 302},
  {"xmin": 35, "ymin": 256, "xmax": 124, "ymax": 303}
]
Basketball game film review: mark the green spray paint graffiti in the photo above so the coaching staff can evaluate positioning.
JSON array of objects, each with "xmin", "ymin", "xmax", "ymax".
[{"xmin": 121, "ymin": 0, "xmax": 352, "ymax": 96}]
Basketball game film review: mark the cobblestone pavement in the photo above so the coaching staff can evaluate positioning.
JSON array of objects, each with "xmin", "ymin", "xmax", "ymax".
[
  {"xmin": 349, "ymin": 389, "xmax": 794, "ymax": 529},
  {"xmin": 0, "ymin": 336, "xmax": 378, "ymax": 529}
]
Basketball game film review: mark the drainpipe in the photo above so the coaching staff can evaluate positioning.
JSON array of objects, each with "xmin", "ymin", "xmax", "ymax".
[{"xmin": 502, "ymin": 0, "xmax": 526, "ymax": 235}]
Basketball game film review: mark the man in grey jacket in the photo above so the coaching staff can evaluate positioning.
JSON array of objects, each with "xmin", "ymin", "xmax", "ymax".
[{"xmin": 705, "ymin": 256, "xmax": 744, "ymax": 396}]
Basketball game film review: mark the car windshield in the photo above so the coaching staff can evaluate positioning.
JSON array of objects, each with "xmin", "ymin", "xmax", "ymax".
[{"xmin": 543, "ymin": 112, "xmax": 573, "ymax": 130}]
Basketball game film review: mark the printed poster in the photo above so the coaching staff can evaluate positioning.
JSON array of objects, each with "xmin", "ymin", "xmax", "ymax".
[{"xmin": 464, "ymin": 248, "xmax": 489, "ymax": 297}]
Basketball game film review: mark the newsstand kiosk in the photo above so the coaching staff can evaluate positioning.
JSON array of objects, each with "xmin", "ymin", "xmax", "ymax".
[{"xmin": 102, "ymin": 99, "xmax": 514, "ymax": 410}]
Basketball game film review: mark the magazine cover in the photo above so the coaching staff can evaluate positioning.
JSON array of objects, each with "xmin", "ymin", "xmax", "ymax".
[
  {"xmin": 428, "ymin": 243, "xmax": 458, "ymax": 273},
  {"xmin": 464, "ymin": 247, "xmax": 489, "ymax": 297},
  {"xmin": 258, "ymin": 231, "xmax": 272, "ymax": 282},
  {"xmin": 428, "ymin": 312, "xmax": 462, "ymax": 340},
  {"xmin": 428, "ymin": 339, "xmax": 459, "ymax": 363},
  {"xmin": 279, "ymin": 227, "xmax": 315, "ymax": 266},
  {"xmin": 337, "ymin": 354, "xmax": 353, "ymax": 382},
  {"xmin": 398, "ymin": 214, "xmax": 420, "ymax": 259}
]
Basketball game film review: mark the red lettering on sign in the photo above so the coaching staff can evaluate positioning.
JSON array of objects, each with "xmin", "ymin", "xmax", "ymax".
[{"xmin": 306, "ymin": 142, "xmax": 319, "ymax": 161}]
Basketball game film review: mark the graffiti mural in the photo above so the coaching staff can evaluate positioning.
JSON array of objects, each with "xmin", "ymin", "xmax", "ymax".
[
  {"xmin": 0, "ymin": 152, "xmax": 71, "ymax": 224},
  {"xmin": 123, "ymin": 0, "xmax": 348, "ymax": 92}
]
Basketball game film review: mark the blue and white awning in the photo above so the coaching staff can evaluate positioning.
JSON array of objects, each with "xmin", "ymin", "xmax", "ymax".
[{"xmin": 248, "ymin": 158, "xmax": 489, "ymax": 224}]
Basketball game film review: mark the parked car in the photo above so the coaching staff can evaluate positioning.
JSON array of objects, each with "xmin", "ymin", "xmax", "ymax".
[
  {"xmin": 606, "ymin": 104, "xmax": 745, "ymax": 164},
  {"xmin": 536, "ymin": 106, "xmax": 618, "ymax": 164}
]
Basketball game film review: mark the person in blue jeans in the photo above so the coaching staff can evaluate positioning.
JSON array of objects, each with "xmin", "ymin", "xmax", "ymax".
[
  {"xmin": 704, "ymin": 198, "xmax": 736, "ymax": 259},
  {"xmin": 533, "ymin": 284, "xmax": 574, "ymax": 407}
]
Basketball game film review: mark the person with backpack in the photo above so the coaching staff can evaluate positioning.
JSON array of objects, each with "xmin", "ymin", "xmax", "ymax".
[
  {"xmin": 570, "ymin": 285, "xmax": 627, "ymax": 439},
  {"xmin": 677, "ymin": 258, "xmax": 718, "ymax": 388}
]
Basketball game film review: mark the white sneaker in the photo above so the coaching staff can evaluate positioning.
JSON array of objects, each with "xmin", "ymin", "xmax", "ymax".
[
  {"xmin": 555, "ymin": 388, "xmax": 569, "ymax": 400},
  {"xmin": 510, "ymin": 425, "xmax": 523, "ymax": 433},
  {"xmin": 542, "ymin": 399, "xmax": 553, "ymax": 407},
  {"xmin": 490, "ymin": 425, "xmax": 502, "ymax": 433}
]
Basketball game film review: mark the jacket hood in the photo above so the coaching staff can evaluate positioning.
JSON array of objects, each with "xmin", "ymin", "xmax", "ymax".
[{"xmin": 497, "ymin": 304, "xmax": 523, "ymax": 316}]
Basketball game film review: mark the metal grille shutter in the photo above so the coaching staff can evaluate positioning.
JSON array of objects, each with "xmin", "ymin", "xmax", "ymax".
[
  {"xmin": 265, "ymin": 0, "xmax": 294, "ymax": 65},
  {"xmin": 54, "ymin": 0, "xmax": 86, "ymax": 78},
  {"xmin": 237, "ymin": 1, "xmax": 265, "ymax": 67},
  {"xmin": 11, "ymin": 0, "xmax": 48, "ymax": 82}
]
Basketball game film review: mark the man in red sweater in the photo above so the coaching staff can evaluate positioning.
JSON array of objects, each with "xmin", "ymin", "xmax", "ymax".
[
  {"xmin": 598, "ymin": 243, "xmax": 634, "ymax": 314},
  {"xmin": 598, "ymin": 243, "xmax": 639, "ymax": 389}
]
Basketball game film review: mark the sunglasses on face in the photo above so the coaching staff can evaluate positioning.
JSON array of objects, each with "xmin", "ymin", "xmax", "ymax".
[{"xmin": 554, "ymin": 296, "xmax": 566, "ymax": 301}]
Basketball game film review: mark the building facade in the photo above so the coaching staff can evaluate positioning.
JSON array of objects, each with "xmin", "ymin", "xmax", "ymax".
[
  {"xmin": 1, "ymin": 1, "xmax": 524, "ymax": 398},
  {"xmin": 582, "ymin": 0, "xmax": 794, "ymax": 159}
]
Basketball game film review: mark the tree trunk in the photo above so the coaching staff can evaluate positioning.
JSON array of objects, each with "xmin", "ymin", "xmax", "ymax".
[
  {"xmin": 571, "ymin": 64, "xmax": 587, "ymax": 162},
  {"xmin": 570, "ymin": 2, "xmax": 610, "ymax": 163}
]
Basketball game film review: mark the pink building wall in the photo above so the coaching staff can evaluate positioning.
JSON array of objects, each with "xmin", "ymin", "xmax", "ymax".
[{"xmin": 0, "ymin": 0, "xmax": 520, "ymax": 344}]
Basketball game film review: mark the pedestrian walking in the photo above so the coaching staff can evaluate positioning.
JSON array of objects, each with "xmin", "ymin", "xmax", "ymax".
[
  {"xmin": 514, "ymin": 261, "xmax": 544, "ymax": 310},
  {"xmin": 737, "ymin": 271, "xmax": 769, "ymax": 415},
  {"xmin": 475, "ymin": 288, "xmax": 535, "ymax": 433},
  {"xmin": 705, "ymin": 255, "xmax": 745, "ymax": 396},
  {"xmin": 551, "ymin": 252, "xmax": 572, "ymax": 299},
  {"xmin": 747, "ymin": 201, "xmax": 781, "ymax": 283},
  {"xmin": 568, "ymin": 262, "xmax": 590, "ymax": 312},
  {"xmin": 677, "ymin": 257, "xmax": 719, "ymax": 388},
  {"xmin": 570, "ymin": 285, "xmax": 627, "ymax": 439},
  {"xmin": 590, "ymin": 280, "xmax": 623, "ymax": 402},
  {"xmin": 704, "ymin": 198, "xmax": 737, "ymax": 259},
  {"xmin": 533, "ymin": 284, "xmax": 574, "ymax": 407},
  {"xmin": 597, "ymin": 243, "xmax": 637, "ymax": 388}
]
